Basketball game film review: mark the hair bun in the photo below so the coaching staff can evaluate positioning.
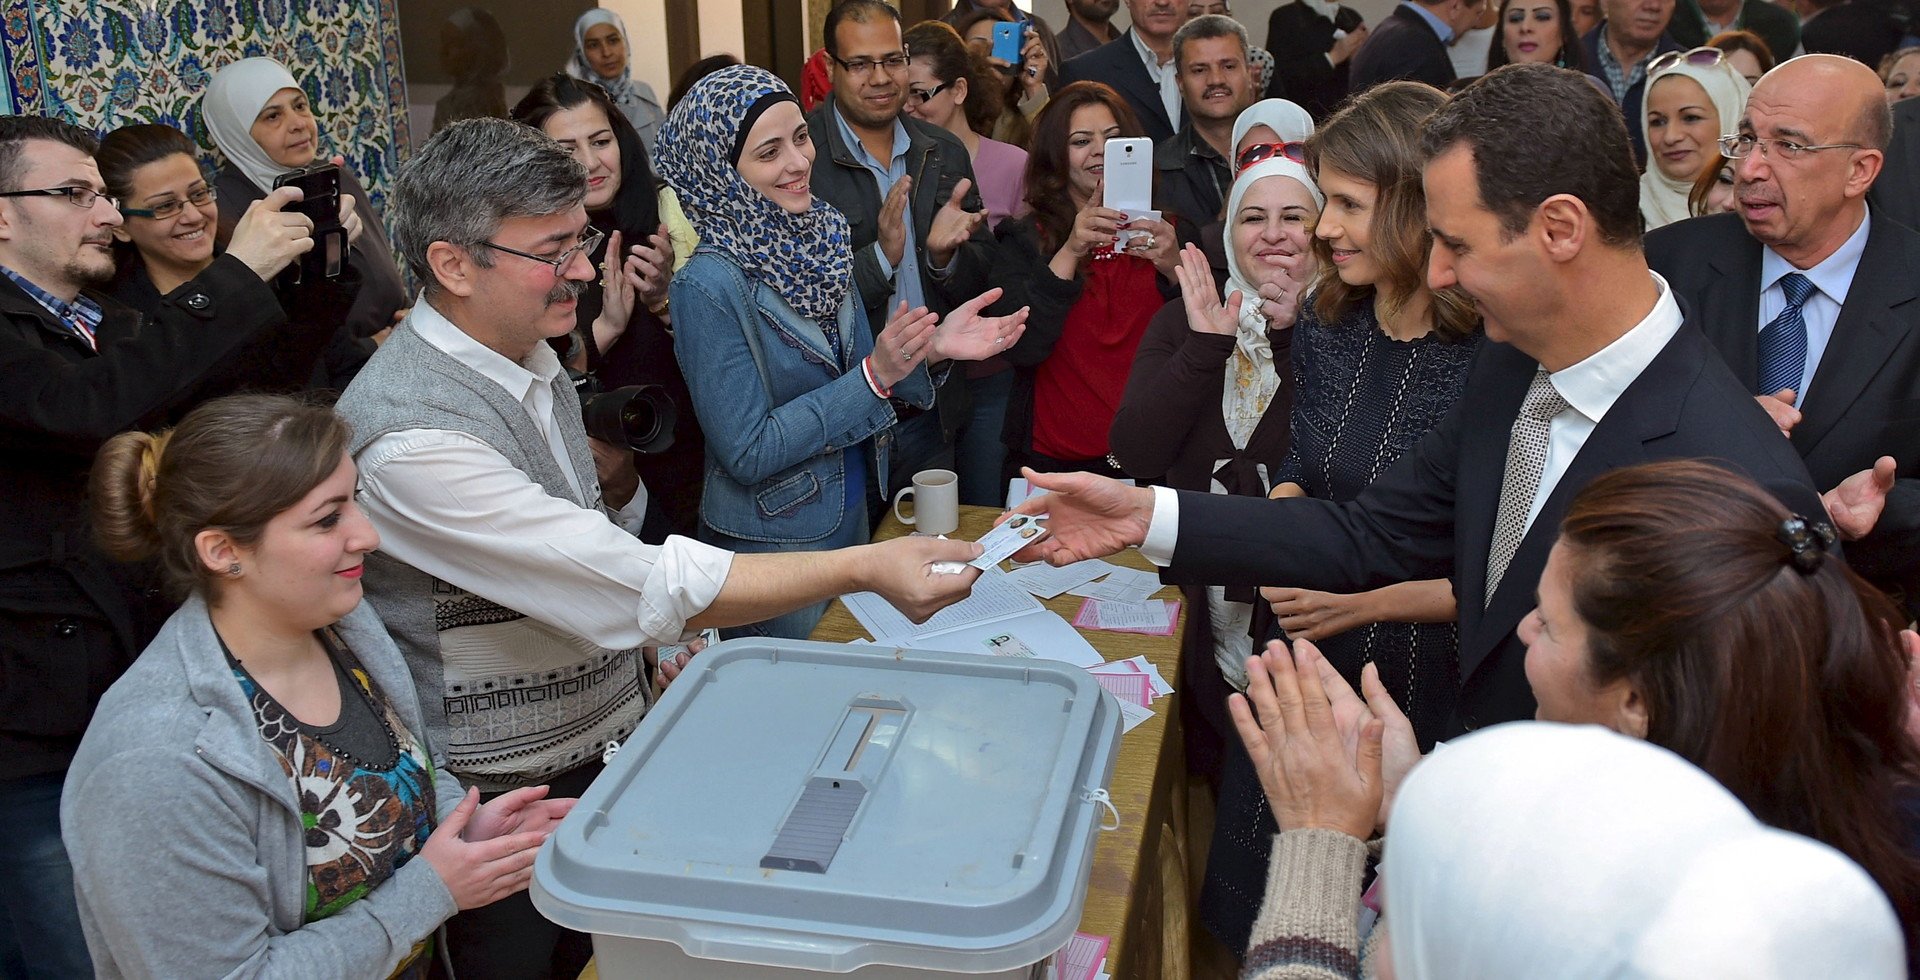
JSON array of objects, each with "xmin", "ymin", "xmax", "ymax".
[{"xmin": 1776, "ymin": 515, "xmax": 1836, "ymax": 574}]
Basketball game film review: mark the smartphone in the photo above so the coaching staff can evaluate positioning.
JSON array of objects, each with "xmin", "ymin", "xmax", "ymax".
[
  {"xmin": 991, "ymin": 21, "xmax": 1023, "ymax": 64},
  {"xmin": 1102, "ymin": 137, "xmax": 1155, "ymax": 214},
  {"xmin": 271, "ymin": 163, "xmax": 347, "ymax": 282}
]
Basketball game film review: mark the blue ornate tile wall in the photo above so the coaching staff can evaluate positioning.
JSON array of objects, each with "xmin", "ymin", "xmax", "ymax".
[{"xmin": 0, "ymin": 0, "xmax": 411, "ymax": 216}]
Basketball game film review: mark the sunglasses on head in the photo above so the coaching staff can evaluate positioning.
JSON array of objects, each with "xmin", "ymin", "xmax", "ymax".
[
  {"xmin": 1648, "ymin": 46, "xmax": 1728, "ymax": 77},
  {"xmin": 1236, "ymin": 141, "xmax": 1308, "ymax": 175}
]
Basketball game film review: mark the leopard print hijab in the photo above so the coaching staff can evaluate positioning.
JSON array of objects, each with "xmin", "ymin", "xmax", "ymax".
[{"xmin": 653, "ymin": 65, "xmax": 853, "ymax": 325}]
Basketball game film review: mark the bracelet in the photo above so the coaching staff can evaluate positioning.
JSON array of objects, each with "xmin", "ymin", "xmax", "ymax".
[
  {"xmin": 646, "ymin": 294, "xmax": 670, "ymax": 315},
  {"xmin": 861, "ymin": 356, "xmax": 893, "ymax": 399}
]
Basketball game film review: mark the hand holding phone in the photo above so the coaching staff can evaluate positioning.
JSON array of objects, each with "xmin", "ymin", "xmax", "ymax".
[
  {"xmin": 991, "ymin": 21, "xmax": 1023, "ymax": 64},
  {"xmin": 271, "ymin": 163, "xmax": 348, "ymax": 284}
]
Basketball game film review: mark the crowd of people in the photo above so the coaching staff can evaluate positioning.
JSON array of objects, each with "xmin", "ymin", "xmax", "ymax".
[{"xmin": 3, "ymin": 0, "xmax": 1920, "ymax": 977}]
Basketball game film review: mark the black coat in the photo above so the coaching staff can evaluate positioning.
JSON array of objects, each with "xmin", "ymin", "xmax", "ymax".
[
  {"xmin": 1579, "ymin": 26, "xmax": 1682, "ymax": 166},
  {"xmin": 1158, "ymin": 319, "xmax": 1822, "ymax": 735},
  {"xmin": 0, "ymin": 256, "xmax": 327, "ymax": 778},
  {"xmin": 1266, "ymin": 1, "xmax": 1369, "ymax": 120},
  {"xmin": 1875, "ymin": 97, "xmax": 1920, "ymax": 232},
  {"xmin": 1648, "ymin": 211, "xmax": 1920, "ymax": 611},
  {"xmin": 1800, "ymin": 1, "xmax": 1903, "ymax": 70},
  {"xmin": 1059, "ymin": 30, "xmax": 1186, "ymax": 143},
  {"xmin": 1349, "ymin": 5, "xmax": 1456, "ymax": 95}
]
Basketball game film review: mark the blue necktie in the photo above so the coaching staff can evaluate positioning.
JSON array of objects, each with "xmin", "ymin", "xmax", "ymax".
[{"xmin": 1756, "ymin": 272, "xmax": 1815, "ymax": 396}]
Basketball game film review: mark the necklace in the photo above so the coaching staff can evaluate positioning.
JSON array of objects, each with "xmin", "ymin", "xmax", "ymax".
[{"xmin": 219, "ymin": 622, "xmax": 403, "ymax": 771}]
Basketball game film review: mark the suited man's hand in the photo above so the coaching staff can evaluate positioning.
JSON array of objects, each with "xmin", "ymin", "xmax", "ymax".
[
  {"xmin": 1823, "ymin": 455, "xmax": 1897, "ymax": 541},
  {"xmin": 1329, "ymin": 26, "xmax": 1368, "ymax": 65},
  {"xmin": 1004, "ymin": 467, "xmax": 1155, "ymax": 565},
  {"xmin": 1757, "ymin": 388, "xmax": 1802, "ymax": 436}
]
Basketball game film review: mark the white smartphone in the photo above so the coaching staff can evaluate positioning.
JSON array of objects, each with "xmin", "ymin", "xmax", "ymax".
[{"xmin": 1102, "ymin": 137, "xmax": 1154, "ymax": 215}]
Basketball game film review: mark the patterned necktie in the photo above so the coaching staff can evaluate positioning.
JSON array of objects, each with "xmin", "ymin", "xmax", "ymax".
[
  {"xmin": 1755, "ymin": 272, "xmax": 1815, "ymax": 397},
  {"xmin": 1486, "ymin": 368, "xmax": 1569, "ymax": 605}
]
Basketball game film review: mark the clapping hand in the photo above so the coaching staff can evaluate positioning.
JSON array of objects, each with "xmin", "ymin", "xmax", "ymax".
[
  {"xmin": 465, "ymin": 784, "xmax": 577, "ymax": 843},
  {"xmin": 632, "ymin": 223, "xmax": 675, "ymax": 314},
  {"xmin": 1227, "ymin": 639, "xmax": 1383, "ymax": 840},
  {"xmin": 929, "ymin": 286, "xmax": 1028, "ymax": 362},
  {"xmin": 419, "ymin": 788, "xmax": 554, "ymax": 910},
  {"xmin": 871, "ymin": 301, "xmax": 940, "ymax": 388},
  {"xmin": 1174, "ymin": 243, "xmax": 1238, "ymax": 337},
  {"xmin": 878, "ymin": 176, "xmax": 911, "ymax": 268},
  {"xmin": 1304, "ymin": 652, "xmax": 1421, "ymax": 830},
  {"xmin": 592, "ymin": 230, "xmax": 650, "ymax": 351},
  {"xmin": 927, "ymin": 178, "xmax": 987, "ymax": 267}
]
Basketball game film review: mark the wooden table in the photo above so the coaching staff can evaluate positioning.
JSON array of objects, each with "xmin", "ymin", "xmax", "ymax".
[
  {"xmin": 811, "ymin": 506, "xmax": 1192, "ymax": 979},
  {"xmin": 583, "ymin": 506, "xmax": 1190, "ymax": 979}
]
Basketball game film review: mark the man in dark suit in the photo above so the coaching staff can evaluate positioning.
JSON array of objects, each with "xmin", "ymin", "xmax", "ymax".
[
  {"xmin": 1649, "ymin": 55, "xmax": 1920, "ymax": 610},
  {"xmin": 808, "ymin": 0, "xmax": 997, "ymax": 486},
  {"xmin": 1005, "ymin": 65, "xmax": 1885, "ymax": 740},
  {"xmin": 1058, "ymin": 0, "xmax": 1191, "ymax": 143},
  {"xmin": 1665, "ymin": 0, "xmax": 1799, "ymax": 71},
  {"xmin": 1580, "ymin": 0, "xmax": 1682, "ymax": 164},
  {"xmin": 1058, "ymin": 0, "xmax": 1122, "ymax": 61},
  {"xmin": 1872, "ymin": 94, "xmax": 1920, "ymax": 228},
  {"xmin": 1266, "ymin": 0, "xmax": 1371, "ymax": 119},
  {"xmin": 1349, "ymin": 0, "xmax": 1486, "ymax": 94}
]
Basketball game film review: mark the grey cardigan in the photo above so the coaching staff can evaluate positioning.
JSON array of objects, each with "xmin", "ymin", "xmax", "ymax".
[{"xmin": 61, "ymin": 594, "xmax": 467, "ymax": 978}]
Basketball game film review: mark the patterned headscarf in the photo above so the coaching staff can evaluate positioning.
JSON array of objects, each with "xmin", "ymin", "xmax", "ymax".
[{"xmin": 653, "ymin": 66, "xmax": 853, "ymax": 324}]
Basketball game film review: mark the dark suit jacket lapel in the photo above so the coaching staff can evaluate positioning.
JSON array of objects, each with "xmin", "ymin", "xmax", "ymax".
[
  {"xmin": 1451, "ymin": 343, "xmax": 1535, "ymax": 679},
  {"xmin": 1457, "ymin": 326, "xmax": 1703, "ymax": 682},
  {"xmin": 1695, "ymin": 238, "xmax": 1764, "ymax": 385},
  {"xmin": 1393, "ymin": 3, "xmax": 1441, "ymax": 42},
  {"xmin": 1112, "ymin": 31, "xmax": 1172, "ymax": 133},
  {"xmin": 1794, "ymin": 219, "xmax": 1920, "ymax": 456}
]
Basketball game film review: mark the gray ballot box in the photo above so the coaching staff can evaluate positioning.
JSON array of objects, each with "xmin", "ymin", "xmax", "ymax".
[{"xmin": 532, "ymin": 639, "xmax": 1123, "ymax": 978}]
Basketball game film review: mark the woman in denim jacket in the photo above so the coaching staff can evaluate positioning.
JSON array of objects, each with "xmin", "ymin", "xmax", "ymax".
[{"xmin": 655, "ymin": 66, "xmax": 1026, "ymax": 638}]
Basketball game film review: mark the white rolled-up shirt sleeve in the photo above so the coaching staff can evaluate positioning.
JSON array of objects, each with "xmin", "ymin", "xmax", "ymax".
[
  {"xmin": 1139, "ymin": 485, "xmax": 1181, "ymax": 567},
  {"xmin": 355, "ymin": 429, "xmax": 733, "ymax": 648}
]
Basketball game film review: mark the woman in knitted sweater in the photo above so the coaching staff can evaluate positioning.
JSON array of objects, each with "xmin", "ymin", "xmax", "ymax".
[{"xmin": 1234, "ymin": 460, "xmax": 1920, "ymax": 977}]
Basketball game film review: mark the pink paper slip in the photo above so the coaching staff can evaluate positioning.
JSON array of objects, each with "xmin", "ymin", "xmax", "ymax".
[
  {"xmin": 1092, "ymin": 671, "xmax": 1152, "ymax": 707},
  {"xmin": 1054, "ymin": 931, "xmax": 1110, "ymax": 980},
  {"xmin": 1072, "ymin": 598, "xmax": 1181, "ymax": 636}
]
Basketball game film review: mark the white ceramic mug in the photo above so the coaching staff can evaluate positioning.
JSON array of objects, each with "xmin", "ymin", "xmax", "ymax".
[{"xmin": 892, "ymin": 468, "xmax": 960, "ymax": 535}]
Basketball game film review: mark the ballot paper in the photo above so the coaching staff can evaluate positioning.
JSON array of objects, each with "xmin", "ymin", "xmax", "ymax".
[
  {"xmin": 1067, "ymin": 567, "xmax": 1166, "ymax": 605},
  {"xmin": 1074, "ymin": 599, "xmax": 1179, "ymax": 634},
  {"xmin": 1048, "ymin": 932, "xmax": 1111, "ymax": 980},
  {"xmin": 1004, "ymin": 558, "xmax": 1122, "ymax": 599},
  {"xmin": 841, "ymin": 568, "xmax": 1106, "ymax": 668}
]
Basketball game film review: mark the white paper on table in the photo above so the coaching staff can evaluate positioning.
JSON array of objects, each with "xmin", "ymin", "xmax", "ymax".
[
  {"xmin": 898, "ymin": 609, "xmax": 1106, "ymax": 668},
  {"xmin": 1084, "ymin": 599, "xmax": 1175, "ymax": 631},
  {"xmin": 1117, "ymin": 698, "xmax": 1155, "ymax": 733},
  {"xmin": 1068, "ymin": 567, "xmax": 1164, "ymax": 604},
  {"xmin": 841, "ymin": 567, "xmax": 1042, "ymax": 642},
  {"xmin": 1005, "ymin": 558, "xmax": 1122, "ymax": 599}
]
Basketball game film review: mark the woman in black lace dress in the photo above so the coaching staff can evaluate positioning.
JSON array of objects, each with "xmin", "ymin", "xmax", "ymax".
[{"xmin": 1199, "ymin": 81, "xmax": 1483, "ymax": 960}]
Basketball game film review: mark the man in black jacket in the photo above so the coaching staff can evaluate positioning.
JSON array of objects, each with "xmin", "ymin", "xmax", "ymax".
[
  {"xmin": 0, "ymin": 116, "xmax": 323, "ymax": 977},
  {"xmin": 1155, "ymin": 14, "xmax": 1257, "ymax": 225},
  {"xmin": 1266, "ymin": 0, "xmax": 1371, "ymax": 119},
  {"xmin": 1648, "ymin": 55, "xmax": 1920, "ymax": 612},
  {"xmin": 1873, "ymin": 94, "xmax": 1920, "ymax": 227},
  {"xmin": 1003, "ymin": 66, "xmax": 1887, "ymax": 741},
  {"xmin": 1059, "ymin": 0, "xmax": 1191, "ymax": 142},
  {"xmin": 1349, "ymin": 0, "xmax": 1487, "ymax": 94},
  {"xmin": 807, "ymin": 0, "xmax": 996, "ymax": 488}
]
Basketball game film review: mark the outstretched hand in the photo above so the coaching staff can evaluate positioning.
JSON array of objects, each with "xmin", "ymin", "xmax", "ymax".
[
  {"xmin": 1823, "ymin": 455, "xmax": 1897, "ymax": 541},
  {"xmin": 1005, "ymin": 467, "xmax": 1157, "ymax": 565}
]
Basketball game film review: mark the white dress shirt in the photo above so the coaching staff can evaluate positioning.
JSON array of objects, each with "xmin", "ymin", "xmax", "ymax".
[
  {"xmin": 1757, "ymin": 207, "xmax": 1870, "ymax": 404},
  {"xmin": 1141, "ymin": 274, "xmax": 1686, "ymax": 562},
  {"xmin": 356, "ymin": 299, "xmax": 733, "ymax": 647},
  {"xmin": 1130, "ymin": 28, "xmax": 1182, "ymax": 131}
]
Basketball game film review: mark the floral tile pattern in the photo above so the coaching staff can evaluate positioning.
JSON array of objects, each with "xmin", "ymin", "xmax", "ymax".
[{"xmin": 0, "ymin": 0, "xmax": 411, "ymax": 217}]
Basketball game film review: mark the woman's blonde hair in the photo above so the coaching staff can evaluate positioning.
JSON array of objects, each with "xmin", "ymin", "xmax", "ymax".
[{"xmin": 91, "ymin": 394, "xmax": 351, "ymax": 598}]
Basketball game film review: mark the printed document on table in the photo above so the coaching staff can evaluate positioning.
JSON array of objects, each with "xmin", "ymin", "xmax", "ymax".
[
  {"xmin": 1005, "ymin": 558, "xmax": 1122, "ymax": 599},
  {"xmin": 841, "ymin": 567, "xmax": 1042, "ymax": 642},
  {"xmin": 841, "ymin": 568, "xmax": 1106, "ymax": 668}
]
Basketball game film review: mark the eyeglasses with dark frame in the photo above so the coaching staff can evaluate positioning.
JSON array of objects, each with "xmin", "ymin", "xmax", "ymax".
[
  {"xmin": 1717, "ymin": 133, "xmax": 1864, "ymax": 162},
  {"xmin": 908, "ymin": 80, "xmax": 954, "ymax": 105},
  {"xmin": 480, "ymin": 226, "xmax": 606, "ymax": 276},
  {"xmin": 1235, "ymin": 141, "xmax": 1309, "ymax": 175},
  {"xmin": 121, "ymin": 184, "xmax": 217, "ymax": 221},
  {"xmin": 829, "ymin": 51, "xmax": 911, "ymax": 76},
  {"xmin": 0, "ymin": 185, "xmax": 119, "ymax": 211}
]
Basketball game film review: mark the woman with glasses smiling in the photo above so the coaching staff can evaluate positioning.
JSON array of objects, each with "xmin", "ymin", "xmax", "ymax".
[{"xmin": 96, "ymin": 124, "xmax": 371, "ymax": 391}]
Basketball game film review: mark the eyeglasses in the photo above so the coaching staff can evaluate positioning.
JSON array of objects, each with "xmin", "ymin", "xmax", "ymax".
[
  {"xmin": 1718, "ymin": 133, "xmax": 1863, "ymax": 161},
  {"xmin": 121, "ymin": 185, "xmax": 217, "ymax": 220},
  {"xmin": 0, "ymin": 185, "xmax": 118, "ymax": 210},
  {"xmin": 481, "ymin": 226, "xmax": 605, "ymax": 276},
  {"xmin": 1236, "ymin": 141, "xmax": 1308, "ymax": 174},
  {"xmin": 908, "ymin": 81, "xmax": 953, "ymax": 105},
  {"xmin": 1648, "ymin": 46, "xmax": 1727, "ymax": 77},
  {"xmin": 829, "ymin": 52, "xmax": 910, "ymax": 76}
]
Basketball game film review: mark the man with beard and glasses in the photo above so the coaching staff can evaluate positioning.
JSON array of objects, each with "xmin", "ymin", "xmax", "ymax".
[
  {"xmin": 1648, "ymin": 54, "xmax": 1920, "ymax": 618},
  {"xmin": 1060, "ymin": 0, "xmax": 1122, "ymax": 61},
  {"xmin": 1157, "ymin": 14, "xmax": 1259, "ymax": 224},
  {"xmin": 333, "ymin": 116, "xmax": 985, "ymax": 979},
  {"xmin": 808, "ymin": 0, "xmax": 996, "ymax": 497},
  {"xmin": 0, "ymin": 114, "xmax": 327, "ymax": 978}
]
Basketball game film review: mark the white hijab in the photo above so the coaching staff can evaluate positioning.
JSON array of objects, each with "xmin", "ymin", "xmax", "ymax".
[
  {"xmin": 1231, "ymin": 98, "xmax": 1316, "ymax": 158},
  {"xmin": 1638, "ymin": 61, "xmax": 1749, "ymax": 230},
  {"xmin": 1383, "ymin": 723, "xmax": 1905, "ymax": 980},
  {"xmin": 202, "ymin": 57, "xmax": 307, "ymax": 194},
  {"xmin": 1219, "ymin": 157, "xmax": 1322, "ymax": 450}
]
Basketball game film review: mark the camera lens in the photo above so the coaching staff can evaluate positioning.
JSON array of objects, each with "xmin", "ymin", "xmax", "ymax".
[{"xmin": 583, "ymin": 384, "xmax": 677, "ymax": 454}]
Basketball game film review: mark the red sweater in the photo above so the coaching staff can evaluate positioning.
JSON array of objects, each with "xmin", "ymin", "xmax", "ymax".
[{"xmin": 1032, "ymin": 249, "xmax": 1164, "ymax": 460}]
